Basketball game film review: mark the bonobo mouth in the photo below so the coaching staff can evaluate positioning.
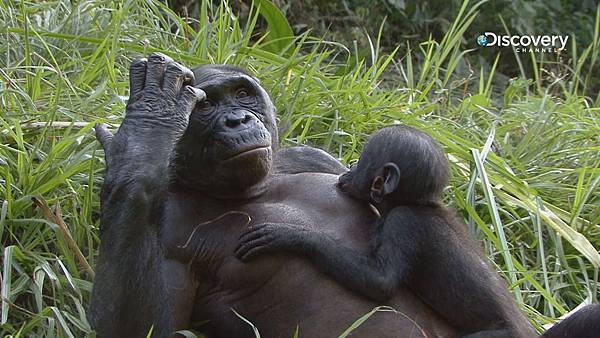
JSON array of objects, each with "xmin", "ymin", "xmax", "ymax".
[
  {"xmin": 224, "ymin": 146, "xmax": 271, "ymax": 162},
  {"xmin": 337, "ymin": 172, "xmax": 351, "ymax": 191}
]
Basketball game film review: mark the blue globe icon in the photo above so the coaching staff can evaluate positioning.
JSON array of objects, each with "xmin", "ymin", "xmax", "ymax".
[{"xmin": 477, "ymin": 35, "xmax": 488, "ymax": 46}]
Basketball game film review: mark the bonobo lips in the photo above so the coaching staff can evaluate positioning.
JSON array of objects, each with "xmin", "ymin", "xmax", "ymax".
[
  {"xmin": 337, "ymin": 172, "xmax": 351, "ymax": 191},
  {"xmin": 224, "ymin": 146, "xmax": 271, "ymax": 162},
  {"xmin": 216, "ymin": 128, "xmax": 272, "ymax": 162}
]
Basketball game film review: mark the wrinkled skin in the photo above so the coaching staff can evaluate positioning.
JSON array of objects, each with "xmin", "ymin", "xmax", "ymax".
[{"xmin": 89, "ymin": 53, "xmax": 457, "ymax": 338}]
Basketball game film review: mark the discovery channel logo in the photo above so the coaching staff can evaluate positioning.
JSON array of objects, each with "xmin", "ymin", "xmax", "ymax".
[{"xmin": 477, "ymin": 32, "xmax": 569, "ymax": 53}]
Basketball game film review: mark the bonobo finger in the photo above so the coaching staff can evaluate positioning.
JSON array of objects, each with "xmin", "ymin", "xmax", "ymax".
[
  {"xmin": 239, "ymin": 245, "xmax": 270, "ymax": 262},
  {"xmin": 235, "ymin": 233, "xmax": 273, "ymax": 255},
  {"xmin": 236, "ymin": 233, "xmax": 267, "ymax": 252},
  {"xmin": 129, "ymin": 58, "xmax": 147, "ymax": 98},
  {"xmin": 145, "ymin": 53, "xmax": 173, "ymax": 89},
  {"xmin": 239, "ymin": 223, "xmax": 267, "ymax": 239},
  {"xmin": 163, "ymin": 62, "xmax": 194, "ymax": 97},
  {"xmin": 239, "ymin": 222, "xmax": 278, "ymax": 235},
  {"xmin": 180, "ymin": 86, "xmax": 206, "ymax": 112},
  {"xmin": 238, "ymin": 226, "xmax": 272, "ymax": 244},
  {"xmin": 94, "ymin": 123, "xmax": 113, "ymax": 152},
  {"xmin": 235, "ymin": 238, "xmax": 272, "ymax": 260}
]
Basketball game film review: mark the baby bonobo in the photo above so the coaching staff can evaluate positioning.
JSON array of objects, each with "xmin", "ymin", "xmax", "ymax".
[{"xmin": 236, "ymin": 125, "xmax": 535, "ymax": 338}]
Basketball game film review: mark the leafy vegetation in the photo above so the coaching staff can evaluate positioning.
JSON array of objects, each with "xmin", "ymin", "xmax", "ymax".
[
  {"xmin": 0, "ymin": 0, "xmax": 598, "ymax": 337},
  {"xmin": 277, "ymin": 0, "xmax": 600, "ymax": 96}
]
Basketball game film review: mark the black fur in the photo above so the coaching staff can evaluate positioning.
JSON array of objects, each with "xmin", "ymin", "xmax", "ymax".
[
  {"xmin": 541, "ymin": 304, "xmax": 600, "ymax": 338},
  {"xmin": 91, "ymin": 54, "xmax": 595, "ymax": 338},
  {"xmin": 237, "ymin": 125, "xmax": 536, "ymax": 337},
  {"xmin": 89, "ymin": 53, "xmax": 278, "ymax": 336}
]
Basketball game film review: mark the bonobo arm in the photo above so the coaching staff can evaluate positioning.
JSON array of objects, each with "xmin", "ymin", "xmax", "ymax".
[
  {"xmin": 90, "ymin": 53, "xmax": 204, "ymax": 337},
  {"xmin": 235, "ymin": 213, "xmax": 419, "ymax": 303}
]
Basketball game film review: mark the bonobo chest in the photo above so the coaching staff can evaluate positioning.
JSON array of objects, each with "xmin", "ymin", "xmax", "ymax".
[{"xmin": 160, "ymin": 172, "xmax": 374, "ymax": 289}]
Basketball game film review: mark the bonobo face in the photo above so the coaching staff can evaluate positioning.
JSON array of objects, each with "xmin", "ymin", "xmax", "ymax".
[
  {"xmin": 173, "ymin": 65, "xmax": 278, "ymax": 197},
  {"xmin": 337, "ymin": 165, "xmax": 361, "ymax": 198},
  {"xmin": 337, "ymin": 155, "xmax": 377, "ymax": 202}
]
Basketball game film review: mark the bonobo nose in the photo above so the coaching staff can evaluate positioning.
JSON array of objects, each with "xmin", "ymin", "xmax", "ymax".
[{"xmin": 224, "ymin": 110, "xmax": 254, "ymax": 130}]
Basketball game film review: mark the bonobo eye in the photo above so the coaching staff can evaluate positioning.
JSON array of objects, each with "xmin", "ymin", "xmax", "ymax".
[
  {"xmin": 197, "ymin": 99, "xmax": 216, "ymax": 111},
  {"xmin": 235, "ymin": 88, "xmax": 255, "ymax": 104}
]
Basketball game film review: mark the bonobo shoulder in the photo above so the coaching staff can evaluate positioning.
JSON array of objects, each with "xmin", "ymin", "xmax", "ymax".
[
  {"xmin": 384, "ymin": 205, "xmax": 459, "ymax": 237},
  {"xmin": 274, "ymin": 146, "xmax": 347, "ymax": 175},
  {"xmin": 386, "ymin": 204, "xmax": 445, "ymax": 222}
]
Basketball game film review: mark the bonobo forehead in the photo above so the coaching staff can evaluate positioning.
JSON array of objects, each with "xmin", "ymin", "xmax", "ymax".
[
  {"xmin": 192, "ymin": 64, "xmax": 259, "ymax": 87},
  {"xmin": 191, "ymin": 64, "xmax": 271, "ymax": 109}
]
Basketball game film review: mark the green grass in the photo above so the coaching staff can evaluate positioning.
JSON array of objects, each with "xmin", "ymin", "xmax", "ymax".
[{"xmin": 0, "ymin": 0, "xmax": 598, "ymax": 336}]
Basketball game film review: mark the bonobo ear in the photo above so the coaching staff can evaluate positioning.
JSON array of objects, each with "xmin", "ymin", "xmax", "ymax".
[
  {"xmin": 381, "ymin": 162, "xmax": 400, "ymax": 196},
  {"xmin": 370, "ymin": 176, "xmax": 385, "ymax": 203}
]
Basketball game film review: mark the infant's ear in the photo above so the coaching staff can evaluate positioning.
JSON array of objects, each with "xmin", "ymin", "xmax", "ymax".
[
  {"xmin": 382, "ymin": 162, "xmax": 400, "ymax": 196},
  {"xmin": 369, "ymin": 175, "xmax": 384, "ymax": 203}
]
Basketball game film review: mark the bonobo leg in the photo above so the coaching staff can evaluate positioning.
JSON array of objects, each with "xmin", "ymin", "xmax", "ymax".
[{"xmin": 89, "ymin": 53, "xmax": 204, "ymax": 337}]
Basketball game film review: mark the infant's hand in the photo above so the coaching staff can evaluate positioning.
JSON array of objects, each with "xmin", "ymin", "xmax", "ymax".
[{"xmin": 235, "ymin": 222, "xmax": 307, "ymax": 262}]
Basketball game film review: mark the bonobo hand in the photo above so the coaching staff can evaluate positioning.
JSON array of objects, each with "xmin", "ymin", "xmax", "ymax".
[
  {"xmin": 235, "ymin": 222, "xmax": 311, "ymax": 262},
  {"xmin": 95, "ymin": 53, "xmax": 205, "ymax": 159},
  {"xmin": 122, "ymin": 53, "xmax": 205, "ymax": 129}
]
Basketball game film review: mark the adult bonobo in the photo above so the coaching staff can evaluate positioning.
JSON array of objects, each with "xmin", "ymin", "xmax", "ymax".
[{"xmin": 89, "ymin": 53, "xmax": 455, "ymax": 337}]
